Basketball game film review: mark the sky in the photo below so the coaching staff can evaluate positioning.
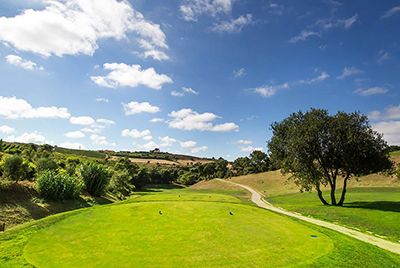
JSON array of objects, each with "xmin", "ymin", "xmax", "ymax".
[{"xmin": 0, "ymin": 0, "xmax": 399, "ymax": 160}]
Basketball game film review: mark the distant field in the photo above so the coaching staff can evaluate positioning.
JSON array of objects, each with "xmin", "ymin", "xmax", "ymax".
[{"xmin": 110, "ymin": 156, "xmax": 213, "ymax": 166}]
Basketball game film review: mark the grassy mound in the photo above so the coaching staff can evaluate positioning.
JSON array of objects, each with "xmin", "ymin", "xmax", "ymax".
[{"xmin": 20, "ymin": 193, "xmax": 332, "ymax": 268}]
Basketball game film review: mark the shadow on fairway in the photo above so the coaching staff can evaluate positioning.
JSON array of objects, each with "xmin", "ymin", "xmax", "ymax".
[
  {"xmin": 136, "ymin": 184, "xmax": 186, "ymax": 193},
  {"xmin": 345, "ymin": 201, "xmax": 400, "ymax": 213}
]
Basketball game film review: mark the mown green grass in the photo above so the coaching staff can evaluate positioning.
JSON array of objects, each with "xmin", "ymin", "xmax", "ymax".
[
  {"xmin": 2, "ymin": 190, "xmax": 400, "ymax": 267},
  {"xmin": 267, "ymin": 187, "xmax": 400, "ymax": 242}
]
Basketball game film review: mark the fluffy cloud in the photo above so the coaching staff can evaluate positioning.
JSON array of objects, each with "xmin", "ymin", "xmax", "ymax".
[
  {"xmin": 372, "ymin": 121, "xmax": 400, "ymax": 145},
  {"xmin": 59, "ymin": 142, "xmax": 86, "ymax": 150},
  {"xmin": 6, "ymin": 55, "xmax": 44, "ymax": 71},
  {"xmin": 354, "ymin": 87, "xmax": 388, "ymax": 96},
  {"xmin": 97, "ymin": 118, "xmax": 115, "ymax": 125},
  {"xmin": 122, "ymin": 129, "xmax": 151, "ymax": 139},
  {"xmin": 182, "ymin": 87, "xmax": 199, "ymax": 95},
  {"xmin": 64, "ymin": 131, "xmax": 85, "ymax": 139},
  {"xmin": 253, "ymin": 83, "xmax": 289, "ymax": 98},
  {"xmin": 149, "ymin": 118, "xmax": 164, "ymax": 123},
  {"xmin": 122, "ymin": 101, "xmax": 160, "ymax": 115},
  {"xmin": 91, "ymin": 63, "xmax": 172, "ymax": 90},
  {"xmin": 0, "ymin": 125, "xmax": 15, "ymax": 134},
  {"xmin": 180, "ymin": 140, "xmax": 207, "ymax": 154},
  {"xmin": 369, "ymin": 104, "xmax": 400, "ymax": 121},
  {"xmin": 90, "ymin": 134, "xmax": 116, "ymax": 146},
  {"xmin": 337, "ymin": 67, "xmax": 363, "ymax": 80},
  {"xmin": 159, "ymin": 136, "xmax": 177, "ymax": 147},
  {"xmin": 138, "ymin": 141, "xmax": 159, "ymax": 150},
  {"xmin": 180, "ymin": 0, "xmax": 235, "ymax": 21},
  {"xmin": 70, "ymin": 116, "xmax": 95, "ymax": 125},
  {"xmin": 171, "ymin": 91, "xmax": 185, "ymax": 97},
  {"xmin": 0, "ymin": 96, "xmax": 70, "ymax": 119},
  {"xmin": 235, "ymin": 139, "xmax": 252, "ymax": 145},
  {"xmin": 0, "ymin": 0, "xmax": 168, "ymax": 59},
  {"xmin": 14, "ymin": 132, "xmax": 47, "ymax": 144},
  {"xmin": 168, "ymin": 108, "xmax": 239, "ymax": 132},
  {"xmin": 381, "ymin": 6, "xmax": 400, "ymax": 19},
  {"xmin": 240, "ymin": 146, "xmax": 263, "ymax": 152},
  {"xmin": 210, "ymin": 14, "xmax": 253, "ymax": 34}
]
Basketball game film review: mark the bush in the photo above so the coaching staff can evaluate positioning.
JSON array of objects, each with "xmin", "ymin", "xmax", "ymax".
[
  {"xmin": 78, "ymin": 162, "xmax": 110, "ymax": 196},
  {"xmin": 36, "ymin": 171, "xmax": 83, "ymax": 201},
  {"xmin": 179, "ymin": 172, "xmax": 198, "ymax": 186},
  {"xmin": 109, "ymin": 169, "xmax": 134, "ymax": 199},
  {"xmin": 3, "ymin": 155, "xmax": 27, "ymax": 182},
  {"xmin": 36, "ymin": 157, "xmax": 58, "ymax": 173}
]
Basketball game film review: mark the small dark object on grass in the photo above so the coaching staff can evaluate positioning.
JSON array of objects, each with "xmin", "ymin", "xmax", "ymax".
[
  {"xmin": 229, "ymin": 211, "xmax": 233, "ymax": 215},
  {"xmin": 311, "ymin": 235, "xmax": 318, "ymax": 238},
  {"xmin": 1, "ymin": 223, "xmax": 5, "ymax": 232},
  {"xmin": 261, "ymin": 181, "xmax": 264, "ymax": 183},
  {"xmin": 159, "ymin": 211, "xmax": 162, "ymax": 215}
]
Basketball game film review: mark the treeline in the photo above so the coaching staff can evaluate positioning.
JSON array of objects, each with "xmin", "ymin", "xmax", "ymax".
[{"xmin": 0, "ymin": 140, "xmax": 273, "ymax": 202}]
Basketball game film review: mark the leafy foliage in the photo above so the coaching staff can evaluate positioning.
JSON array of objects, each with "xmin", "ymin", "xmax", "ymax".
[
  {"xmin": 78, "ymin": 162, "xmax": 110, "ymax": 196},
  {"xmin": 36, "ymin": 171, "xmax": 83, "ymax": 201},
  {"xmin": 268, "ymin": 108, "xmax": 392, "ymax": 206},
  {"xmin": 3, "ymin": 155, "xmax": 28, "ymax": 182}
]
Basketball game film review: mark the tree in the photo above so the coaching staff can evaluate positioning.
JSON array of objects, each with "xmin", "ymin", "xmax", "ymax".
[
  {"xmin": 3, "ymin": 155, "xmax": 26, "ymax": 182},
  {"xmin": 249, "ymin": 150, "xmax": 270, "ymax": 173},
  {"xmin": 268, "ymin": 108, "xmax": 392, "ymax": 206}
]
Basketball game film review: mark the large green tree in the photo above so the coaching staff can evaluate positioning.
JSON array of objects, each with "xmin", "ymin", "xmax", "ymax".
[{"xmin": 268, "ymin": 108, "xmax": 392, "ymax": 206}]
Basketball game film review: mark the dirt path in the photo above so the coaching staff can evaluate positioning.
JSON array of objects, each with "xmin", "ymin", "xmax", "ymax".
[{"xmin": 217, "ymin": 179, "xmax": 400, "ymax": 255}]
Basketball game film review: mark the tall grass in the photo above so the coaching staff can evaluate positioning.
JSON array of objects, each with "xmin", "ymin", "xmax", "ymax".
[
  {"xmin": 78, "ymin": 162, "xmax": 110, "ymax": 196},
  {"xmin": 36, "ymin": 171, "xmax": 83, "ymax": 201}
]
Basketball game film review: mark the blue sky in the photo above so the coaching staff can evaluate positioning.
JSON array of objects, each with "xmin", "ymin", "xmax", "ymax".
[{"xmin": 0, "ymin": 0, "xmax": 399, "ymax": 160}]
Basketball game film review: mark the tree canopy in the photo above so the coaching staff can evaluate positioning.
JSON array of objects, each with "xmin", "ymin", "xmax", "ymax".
[{"xmin": 268, "ymin": 108, "xmax": 392, "ymax": 206}]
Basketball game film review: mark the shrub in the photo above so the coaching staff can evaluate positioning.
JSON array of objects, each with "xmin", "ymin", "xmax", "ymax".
[
  {"xmin": 109, "ymin": 169, "xmax": 134, "ymax": 199},
  {"xmin": 36, "ymin": 157, "xmax": 58, "ymax": 173},
  {"xmin": 179, "ymin": 172, "xmax": 198, "ymax": 186},
  {"xmin": 36, "ymin": 171, "xmax": 83, "ymax": 201},
  {"xmin": 78, "ymin": 162, "xmax": 110, "ymax": 196},
  {"xmin": 3, "ymin": 155, "xmax": 26, "ymax": 182}
]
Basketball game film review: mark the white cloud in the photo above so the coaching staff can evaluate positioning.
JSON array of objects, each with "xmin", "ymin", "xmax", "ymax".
[
  {"xmin": 191, "ymin": 146, "xmax": 208, "ymax": 154},
  {"xmin": 138, "ymin": 141, "xmax": 159, "ymax": 150},
  {"xmin": 253, "ymin": 83, "xmax": 289, "ymax": 98},
  {"xmin": 0, "ymin": 0, "xmax": 168, "ymax": 59},
  {"xmin": 235, "ymin": 139, "xmax": 253, "ymax": 145},
  {"xmin": 354, "ymin": 87, "xmax": 388, "ymax": 96},
  {"xmin": 70, "ymin": 116, "xmax": 95, "ymax": 125},
  {"xmin": 381, "ymin": 6, "xmax": 400, "ymax": 19},
  {"xmin": 95, "ymin": 98, "xmax": 109, "ymax": 103},
  {"xmin": 91, "ymin": 63, "xmax": 172, "ymax": 90},
  {"xmin": 171, "ymin": 91, "xmax": 185, "ymax": 97},
  {"xmin": 59, "ymin": 142, "xmax": 86, "ymax": 150},
  {"xmin": 122, "ymin": 101, "xmax": 160, "ymax": 115},
  {"xmin": 81, "ymin": 127, "xmax": 102, "ymax": 133},
  {"xmin": 337, "ymin": 66, "xmax": 363, "ymax": 80},
  {"xmin": 180, "ymin": 0, "xmax": 235, "ymax": 21},
  {"xmin": 149, "ymin": 118, "xmax": 164, "ymax": 123},
  {"xmin": 168, "ymin": 108, "xmax": 239, "ymax": 132},
  {"xmin": 121, "ymin": 128, "xmax": 151, "ymax": 139},
  {"xmin": 372, "ymin": 121, "xmax": 400, "ymax": 145},
  {"xmin": 0, "ymin": 125, "xmax": 15, "ymax": 134},
  {"xmin": 97, "ymin": 118, "xmax": 115, "ymax": 125},
  {"xmin": 240, "ymin": 146, "xmax": 263, "ymax": 152},
  {"xmin": 15, "ymin": 132, "xmax": 47, "ymax": 144},
  {"xmin": 289, "ymin": 30, "xmax": 319, "ymax": 43},
  {"xmin": 182, "ymin": 87, "xmax": 199, "ymax": 95},
  {"xmin": 298, "ymin": 72, "xmax": 329, "ymax": 84},
  {"xmin": 290, "ymin": 14, "xmax": 358, "ymax": 43},
  {"xmin": 6, "ymin": 54, "xmax": 44, "ymax": 71},
  {"xmin": 0, "ymin": 96, "xmax": 70, "ymax": 119},
  {"xmin": 369, "ymin": 104, "xmax": 400, "ymax": 121},
  {"xmin": 210, "ymin": 14, "xmax": 253, "ymax": 34},
  {"xmin": 180, "ymin": 141, "xmax": 197, "ymax": 148},
  {"xmin": 64, "ymin": 131, "xmax": 85, "ymax": 139},
  {"xmin": 159, "ymin": 136, "xmax": 177, "ymax": 147},
  {"xmin": 90, "ymin": 134, "xmax": 116, "ymax": 146},
  {"xmin": 233, "ymin": 68, "xmax": 245, "ymax": 78},
  {"xmin": 143, "ymin": 136, "xmax": 153, "ymax": 141}
]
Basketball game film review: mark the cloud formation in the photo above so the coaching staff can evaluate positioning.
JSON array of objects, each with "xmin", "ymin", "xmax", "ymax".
[
  {"xmin": 180, "ymin": 0, "xmax": 235, "ymax": 21},
  {"xmin": 6, "ymin": 55, "xmax": 44, "ymax": 71},
  {"xmin": 91, "ymin": 63, "xmax": 172, "ymax": 90},
  {"xmin": 0, "ymin": 125, "xmax": 15, "ymax": 134},
  {"xmin": 59, "ymin": 142, "xmax": 86, "ymax": 150},
  {"xmin": 90, "ymin": 134, "xmax": 116, "ymax": 147},
  {"xmin": 122, "ymin": 129, "xmax": 152, "ymax": 140},
  {"xmin": 70, "ymin": 116, "xmax": 95, "ymax": 125},
  {"xmin": 0, "ymin": 96, "xmax": 70, "ymax": 119},
  {"xmin": 168, "ymin": 108, "xmax": 239, "ymax": 132},
  {"xmin": 354, "ymin": 87, "xmax": 388, "ymax": 96},
  {"xmin": 13, "ymin": 132, "xmax": 47, "ymax": 144},
  {"xmin": 210, "ymin": 14, "xmax": 253, "ymax": 34},
  {"xmin": 122, "ymin": 101, "xmax": 160, "ymax": 115},
  {"xmin": 65, "ymin": 131, "xmax": 85, "ymax": 139},
  {"xmin": 381, "ymin": 6, "xmax": 400, "ymax": 19},
  {"xmin": 0, "ymin": 0, "xmax": 168, "ymax": 59},
  {"xmin": 337, "ymin": 66, "xmax": 363, "ymax": 80}
]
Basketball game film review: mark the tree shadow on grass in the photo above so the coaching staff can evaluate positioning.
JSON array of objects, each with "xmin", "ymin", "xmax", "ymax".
[
  {"xmin": 345, "ymin": 201, "xmax": 400, "ymax": 213},
  {"xmin": 135, "ymin": 184, "xmax": 185, "ymax": 193}
]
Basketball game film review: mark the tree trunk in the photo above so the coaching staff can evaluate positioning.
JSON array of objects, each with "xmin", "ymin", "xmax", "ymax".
[
  {"xmin": 330, "ymin": 183, "xmax": 337, "ymax": 206},
  {"xmin": 316, "ymin": 183, "xmax": 329, "ymax": 205},
  {"xmin": 337, "ymin": 175, "xmax": 350, "ymax": 206}
]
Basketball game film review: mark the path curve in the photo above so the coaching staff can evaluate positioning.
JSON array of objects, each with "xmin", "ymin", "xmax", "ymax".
[{"xmin": 217, "ymin": 179, "xmax": 400, "ymax": 255}]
